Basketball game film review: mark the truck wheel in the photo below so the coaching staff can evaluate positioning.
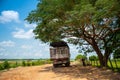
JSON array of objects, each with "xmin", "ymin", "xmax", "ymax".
[
  {"xmin": 53, "ymin": 64, "xmax": 57, "ymax": 68},
  {"xmin": 65, "ymin": 62, "xmax": 70, "ymax": 67}
]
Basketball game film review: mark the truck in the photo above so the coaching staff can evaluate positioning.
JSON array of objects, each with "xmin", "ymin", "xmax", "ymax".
[{"xmin": 50, "ymin": 41, "xmax": 70, "ymax": 67}]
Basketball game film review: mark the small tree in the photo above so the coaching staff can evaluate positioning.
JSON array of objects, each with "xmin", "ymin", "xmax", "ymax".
[
  {"xmin": 3, "ymin": 60, "xmax": 10, "ymax": 69},
  {"xmin": 22, "ymin": 60, "xmax": 26, "ymax": 66},
  {"xmin": 32, "ymin": 62, "xmax": 35, "ymax": 66},
  {"xmin": 75, "ymin": 54, "xmax": 87, "ymax": 66},
  {"xmin": 15, "ymin": 61, "xmax": 18, "ymax": 67},
  {"xmin": 75, "ymin": 54, "xmax": 86, "ymax": 60}
]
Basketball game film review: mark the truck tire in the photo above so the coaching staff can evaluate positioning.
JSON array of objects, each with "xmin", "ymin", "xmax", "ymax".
[
  {"xmin": 65, "ymin": 62, "xmax": 70, "ymax": 67},
  {"xmin": 53, "ymin": 64, "xmax": 58, "ymax": 68}
]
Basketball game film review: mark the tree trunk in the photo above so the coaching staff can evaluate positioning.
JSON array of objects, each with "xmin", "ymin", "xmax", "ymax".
[
  {"xmin": 109, "ymin": 58, "xmax": 114, "ymax": 70},
  {"xmin": 104, "ymin": 47, "xmax": 112, "ymax": 67},
  {"xmin": 103, "ymin": 53, "xmax": 110, "ymax": 67},
  {"xmin": 91, "ymin": 39, "xmax": 106, "ymax": 67}
]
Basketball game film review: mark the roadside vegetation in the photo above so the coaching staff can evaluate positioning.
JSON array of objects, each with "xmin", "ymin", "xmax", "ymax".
[
  {"xmin": 89, "ymin": 56, "xmax": 120, "ymax": 72},
  {"xmin": 75, "ymin": 54, "xmax": 120, "ymax": 72},
  {"xmin": 0, "ymin": 59, "xmax": 52, "ymax": 71}
]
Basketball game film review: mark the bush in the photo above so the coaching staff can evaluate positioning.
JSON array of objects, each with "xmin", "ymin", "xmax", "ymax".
[
  {"xmin": 0, "ymin": 64, "xmax": 4, "ymax": 70},
  {"xmin": 3, "ymin": 60, "xmax": 10, "ymax": 69},
  {"xmin": 26, "ymin": 61, "xmax": 31, "ymax": 66},
  {"xmin": 75, "ymin": 54, "xmax": 87, "ymax": 60},
  {"xmin": 15, "ymin": 61, "xmax": 18, "ymax": 67},
  {"xmin": 89, "ymin": 55, "xmax": 98, "ymax": 61},
  {"xmin": 22, "ymin": 60, "xmax": 26, "ymax": 66},
  {"xmin": 89, "ymin": 55, "xmax": 99, "ymax": 66},
  {"xmin": 32, "ymin": 62, "xmax": 35, "ymax": 66}
]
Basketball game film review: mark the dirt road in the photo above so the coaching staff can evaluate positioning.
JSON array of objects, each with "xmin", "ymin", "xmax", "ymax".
[{"xmin": 0, "ymin": 63, "xmax": 120, "ymax": 80}]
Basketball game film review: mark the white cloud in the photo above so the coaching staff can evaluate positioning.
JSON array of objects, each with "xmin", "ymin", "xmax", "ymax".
[
  {"xmin": 33, "ymin": 51, "xmax": 43, "ymax": 57},
  {"xmin": 12, "ymin": 28, "xmax": 34, "ymax": 39},
  {"xmin": 0, "ymin": 40, "xmax": 15, "ymax": 47},
  {"xmin": 21, "ymin": 45, "xmax": 32, "ymax": 49},
  {"xmin": 0, "ymin": 10, "xmax": 20, "ymax": 23},
  {"xmin": 22, "ymin": 52, "xmax": 43, "ymax": 59},
  {"xmin": 0, "ymin": 48, "xmax": 5, "ymax": 52},
  {"xmin": 24, "ymin": 21, "xmax": 37, "ymax": 28}
]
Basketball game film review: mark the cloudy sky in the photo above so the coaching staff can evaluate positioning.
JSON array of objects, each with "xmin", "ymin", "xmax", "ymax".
[{"xmin": 0, "ymin": 0, "xmax": 79, "ymax": 59}]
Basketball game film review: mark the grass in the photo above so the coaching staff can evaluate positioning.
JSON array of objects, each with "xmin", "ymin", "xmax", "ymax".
[
  {"xmin": 90, "ymin": 59, "xmax": 120, "ymax": 72},
  {"xmin": 0, "ymin": 59, "xmax": 52, "ymax": 71},
  {"xmin": 107, "ymin": 59, "xmax": 120, "ymax": 72}
]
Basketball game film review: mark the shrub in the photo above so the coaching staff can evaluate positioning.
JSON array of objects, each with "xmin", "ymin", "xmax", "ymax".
[
  {"xmin": 22, "ymin": 60, "xmax": 26, "ymax": 66},
  {"xmin": 89, "ymin": 55, "xmax": 98, "ymax": 61},
  {"xmin": 3, "ymin": 60, "xmax": 10, "ymax": 69},
  {"xmin": 32, "ymin": 62, "xmax": 35, "ymax": 66},
  {"xmin": 15, "ymin": 61, "xmax": 18, "ymax": 67},
  {"xmin": 0, "ymin": 64, "xmax": 4, "ymax": 70},
  {"xmin": 75, "ymin": 54, "xmax": 87, "ymax": 60},
  {"xmin": 26, "ymin": 61, "xmax": 31, "ymax": 66}
]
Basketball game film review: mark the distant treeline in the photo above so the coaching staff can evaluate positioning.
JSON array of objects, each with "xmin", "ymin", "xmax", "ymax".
[{"xmin": 0, "ymin": 58, "xmax": 49, "ymax": 61}]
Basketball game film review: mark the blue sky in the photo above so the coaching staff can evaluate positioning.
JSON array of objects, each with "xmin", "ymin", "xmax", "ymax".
[{"xmin": 0, "ymin": 0, "xmax": 79, "ymax": 59}]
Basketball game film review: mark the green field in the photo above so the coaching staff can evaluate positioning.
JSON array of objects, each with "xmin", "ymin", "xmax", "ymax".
[{"xmin": 0, "ymin": 59, "xmax": 52, "ymax": 71}]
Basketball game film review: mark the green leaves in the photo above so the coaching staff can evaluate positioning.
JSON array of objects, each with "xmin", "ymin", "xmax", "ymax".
[
  {"xmin": 89, "ymin": 55, "xmax": 98, "ymax": 61},
  {"xmin": 26, "ymin": 0, "xmax": 120, "ymax": 67},
  {"xmin": 26, "ymin": 0, "xmax": 120, "ymax": 48},
  {"xmin": 113, "ymin": 49, "xmax": 120, "ymax": 59},
  {"xmin": 75, "ymin": 54, "xmax": 87, "ymax": 60},
  {"xmin": 94, "ymin": 0, "xmax": 120, "ymax": 20}
]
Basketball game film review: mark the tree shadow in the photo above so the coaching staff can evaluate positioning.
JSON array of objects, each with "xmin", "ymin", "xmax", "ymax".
[{"xmin": 38, "ymin": 64, "xmax": 120, "ymax": 80}]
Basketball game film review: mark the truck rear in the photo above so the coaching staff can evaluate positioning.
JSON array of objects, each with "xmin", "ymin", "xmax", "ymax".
[{"xmin": 50, "ymin": 41, "xmax": 70, "ymax": 67}]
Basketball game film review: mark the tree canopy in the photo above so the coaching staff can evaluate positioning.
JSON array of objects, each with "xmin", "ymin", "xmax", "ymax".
[{"xmin": 26, "ymin": 0, "xmax": 120, "ymax": 67}]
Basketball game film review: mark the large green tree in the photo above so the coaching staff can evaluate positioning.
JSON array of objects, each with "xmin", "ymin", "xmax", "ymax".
[{"xmin": 26, "ymin": 0, "xmax": 120, "ymax": 67}]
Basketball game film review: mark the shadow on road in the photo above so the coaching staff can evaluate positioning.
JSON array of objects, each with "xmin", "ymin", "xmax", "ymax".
[{"xmin": 39, "ymin": 64, "xmax": 120, "ymax": 80}]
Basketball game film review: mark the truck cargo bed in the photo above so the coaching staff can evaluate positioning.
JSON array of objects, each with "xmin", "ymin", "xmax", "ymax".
[{"xmin": 50, "ymin": 47, "xmax": 70, "ymax": 60}]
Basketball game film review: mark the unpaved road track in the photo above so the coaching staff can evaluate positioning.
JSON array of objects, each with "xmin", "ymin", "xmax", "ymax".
[{"xmin": 0, "ymin": 63, "xmax": 120, "ymax": 80}]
